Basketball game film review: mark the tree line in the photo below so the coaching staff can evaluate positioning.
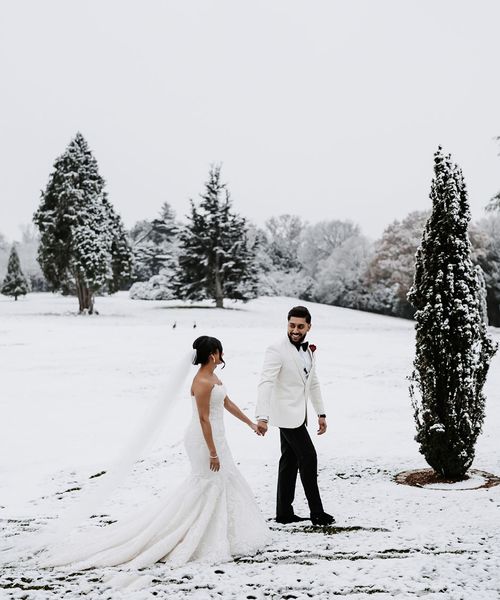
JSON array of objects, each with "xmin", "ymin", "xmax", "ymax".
[
  {"xmin": 127, "ymin": 179, "xmax": 500, "ymax": 326},
  {"xmin": 2, "ymin": 132, "xmax": 500, "ymax": 325}
]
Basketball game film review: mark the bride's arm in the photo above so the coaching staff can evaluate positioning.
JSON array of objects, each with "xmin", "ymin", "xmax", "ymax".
[
  {"xmin": 224, "ymin": 396, "xmax": 262, "ymax": 434},
  {"xmin": 193, "ymin": 382, "xmax": 220, "ymax": 471}
]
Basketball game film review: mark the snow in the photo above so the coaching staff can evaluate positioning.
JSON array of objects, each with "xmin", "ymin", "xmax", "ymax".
[
  {"xmin": 1, "ymin": 292, "xmax": 499, "ymax": 599},
  {"xmin": 423, "ymin": 474, "xmax": 487, "ymax": 490}
]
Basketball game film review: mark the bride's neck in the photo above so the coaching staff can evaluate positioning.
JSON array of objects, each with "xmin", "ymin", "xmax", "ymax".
[{"xmin": 199, "ymin": 364, "xmax": 217, "ymax": 376}]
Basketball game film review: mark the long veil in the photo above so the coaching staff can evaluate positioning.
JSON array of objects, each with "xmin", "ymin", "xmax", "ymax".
[{"xmin": 1, "ymin": 349, "xmax": 196, "ymax": 566}]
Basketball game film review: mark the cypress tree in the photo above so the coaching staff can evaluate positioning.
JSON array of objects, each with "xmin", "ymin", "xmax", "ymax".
[
  {"xmin": 175, "ymin": 165, "xmax": 258, "ymax": 308},
  {"xmin": 408, "ymin": 147, "xmax": 497, "ymax": 479},
  {"xmin": 34, "ymin": 133, "xmax": 132, "ymax": 313},
  {"xmin": 1, "ymin": 245, "xmax": 30, "ymax": 300}
]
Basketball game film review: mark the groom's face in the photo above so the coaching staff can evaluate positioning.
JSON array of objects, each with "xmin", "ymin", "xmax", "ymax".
[{"xmin": 287, "ymin": 317, "xmax": 311, "ymax": 344}]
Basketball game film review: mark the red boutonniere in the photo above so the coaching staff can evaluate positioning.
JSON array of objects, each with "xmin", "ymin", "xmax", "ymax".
[{"xmin": 309, "ymin": 344, "xmax": 317, "ymax": 353}]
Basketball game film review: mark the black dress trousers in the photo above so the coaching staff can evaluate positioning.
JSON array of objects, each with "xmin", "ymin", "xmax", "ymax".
[{"xmin": 276, "ymin": 422, "xmax": 324, "ymax": 519}]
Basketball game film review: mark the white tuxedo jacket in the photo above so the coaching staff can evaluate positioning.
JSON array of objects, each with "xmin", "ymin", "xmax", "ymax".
[{"xmin": 256, "ymin": 337, "xmax": 325, "ymax": 429}]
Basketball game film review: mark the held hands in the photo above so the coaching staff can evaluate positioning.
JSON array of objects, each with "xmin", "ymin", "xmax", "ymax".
[
  {"xmin": 256, "ymin": 420, "xmax": 268, "ymax": 436},
  {"xmin": 317, "ymin": 416, "xmax": 327, "ymax": 435},
  {"xmin": 250, "ymin": 422, "xmax": 264, "ymax": 436}
]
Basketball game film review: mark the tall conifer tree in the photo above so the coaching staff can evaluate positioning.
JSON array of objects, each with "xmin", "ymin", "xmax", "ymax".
[
  {"xmin": 175, "ymin": 165, "xmax": 257, "ymax": 308},
  {"xmin": 34, "ymin": 133, "xmax": 132, "ymax": 313},
  {"xmin": 130, "ymin": 201, "xmax": 179, "ymax": 283},
  {"xmin": 1, "ymin": 245, "xmax": 30, "ymax": 300},
  {"xmin": 408, "ymin": 148, "xmax": 497, "ymax": 479}
]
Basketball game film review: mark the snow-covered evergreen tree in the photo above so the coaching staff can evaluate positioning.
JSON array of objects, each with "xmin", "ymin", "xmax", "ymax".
[
  {"xmin": 156, "ymin": 202, "xmax": 178, "ymax": 239},
  {"xmin": 264, "ymin": 214, "xmax": 305, "ymax": 272},
  {"xmin": 129, "ymin": 202, "xmax": 179, "ymax": 281},
  {"xmin": 33, "ymin": 133, "xmax": 132, "ymax": 313},
  {"xmin": 128, "ymin": 202, "xmax": 180, "ymax": 300},
  {"xmin": 1, "ymin": 244, "xmax": 30, "ymax": 300},
  {"xmin": 104, "ymin": 195, "xmax": 133, "ymax": 293},
  {"xmin": 0, "ymin": 228, "xmax": 47, "ymax": 291},
  {"xmin": 129, "ymin": 220, "xmax": 157, "ymax": 282},
  {"xmin": 175, "ymin": 165, "xmax": 257, "ymax": 308},
  {"xmin": 408, "ymin": 148, "xmax": 497, "ymax": 479}
]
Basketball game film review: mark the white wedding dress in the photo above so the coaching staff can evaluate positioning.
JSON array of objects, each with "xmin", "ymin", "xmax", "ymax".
[{"xmin": 41, "ymin": 384, "xmax": 271, "ymax": 571}]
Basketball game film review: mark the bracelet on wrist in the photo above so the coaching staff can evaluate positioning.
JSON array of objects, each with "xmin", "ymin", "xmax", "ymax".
[
  {"xmin": 318, "ymin": 414, "xmax": 326, "ymax": 418},
  {"xmin": 210, "ymin": 454, "xmax": 218, "ymax": 459}
]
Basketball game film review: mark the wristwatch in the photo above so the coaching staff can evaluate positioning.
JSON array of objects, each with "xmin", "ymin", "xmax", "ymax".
[{"xmin": 318, "ymin": 414, "xmax": 326, "ymax": 418}]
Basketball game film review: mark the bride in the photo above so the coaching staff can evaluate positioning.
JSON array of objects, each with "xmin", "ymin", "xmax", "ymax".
[{"xmin": 38, "ymin": 335, "xmax": 271, "ymax": 571}]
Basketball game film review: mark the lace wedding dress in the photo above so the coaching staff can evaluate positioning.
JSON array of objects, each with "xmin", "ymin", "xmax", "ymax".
[{"xmin": 41, "ymin": 384, "xmax": 271, "ymax": 570}]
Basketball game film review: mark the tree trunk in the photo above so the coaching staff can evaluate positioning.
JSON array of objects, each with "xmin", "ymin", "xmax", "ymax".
[
  {"xmin": 75, "ymin": 277, "xmax": 84, "ymax": 313},
  {"xmin": 214, "ymin": 263, "xmax": 224, "ymax": 308},
  {"xmin": 75, "ymin": 276, "xmax": 95, "ymax": 314},
  {"xmin": 86, "ymin": 288, "xmax": 95, "ymax": 315}
]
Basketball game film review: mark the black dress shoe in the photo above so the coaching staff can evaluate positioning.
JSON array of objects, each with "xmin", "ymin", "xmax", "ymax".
[
  {"xmin": 310, "ymin": 512, "xmax": 335, "ymax": 526},
  {"xmin": 275, "ymin": 515, "xmax": 308, "ymax": 524}
]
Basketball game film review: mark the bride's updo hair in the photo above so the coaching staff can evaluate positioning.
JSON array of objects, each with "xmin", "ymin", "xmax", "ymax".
[{"xmin": 192, "ymin": 336, "xmax": 225, "ymax": 368}]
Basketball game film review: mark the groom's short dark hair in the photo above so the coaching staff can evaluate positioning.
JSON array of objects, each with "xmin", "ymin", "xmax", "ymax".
[{"xmin": 288, "ymin": 306, "xmax": 311, "ymax": 324}]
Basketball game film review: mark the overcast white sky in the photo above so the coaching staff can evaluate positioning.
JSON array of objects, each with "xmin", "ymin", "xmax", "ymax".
[{"xmin": 1, "ymin": 0, "xmax": 500, "ymax": 242}]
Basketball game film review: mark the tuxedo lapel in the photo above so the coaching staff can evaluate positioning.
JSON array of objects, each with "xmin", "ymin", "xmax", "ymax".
[
  {"xmin": 285, "ymin": 339, "xmax": 307, "ymax": 384},
  {"xmin": 305, "ymin": 347, "xmax": 315, "ymax": 391},
  {"xmin": 308, "ymin": 347, "xmax": 316, "ymax": 369}
]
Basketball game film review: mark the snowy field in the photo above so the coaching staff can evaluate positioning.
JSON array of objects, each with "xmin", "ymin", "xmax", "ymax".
[{"xmin": 0, "ymin": 292, "xmax": 499, "ymax": 600}]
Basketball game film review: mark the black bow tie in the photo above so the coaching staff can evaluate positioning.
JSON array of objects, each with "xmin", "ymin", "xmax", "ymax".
[{"xmin": 292, "ymin": 341, "xmax": 309, "ymax": 352}]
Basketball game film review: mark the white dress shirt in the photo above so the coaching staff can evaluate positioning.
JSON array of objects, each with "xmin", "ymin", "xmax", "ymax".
[{"xmin": 298, "ymin": 345, "xmax": 312, "ymax": 377}]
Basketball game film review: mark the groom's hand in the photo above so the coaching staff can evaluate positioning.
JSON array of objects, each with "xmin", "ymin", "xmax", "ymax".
[
  {"xmin": 317, "ymin": 417, "xmax": 327, "ymax": 435},
  {"xmin": 257, "ymin": 420, "xmax": 268, "ymax": 436}
]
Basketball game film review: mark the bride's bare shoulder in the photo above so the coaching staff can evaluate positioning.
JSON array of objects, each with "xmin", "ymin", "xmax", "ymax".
[{"xmin": 191, "ymin": 376, "xmax": 214, "ymax": 398}]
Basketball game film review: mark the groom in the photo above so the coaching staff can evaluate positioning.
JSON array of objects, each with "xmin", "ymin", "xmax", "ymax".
[{"xmin": 256, "ymin": 306, "xmax": 334, "ymax": 526}]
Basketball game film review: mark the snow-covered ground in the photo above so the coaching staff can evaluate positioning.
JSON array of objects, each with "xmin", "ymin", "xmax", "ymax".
[{"xmin": 1, "ymin": 292, "xmax": 499, "ymax": 599}]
